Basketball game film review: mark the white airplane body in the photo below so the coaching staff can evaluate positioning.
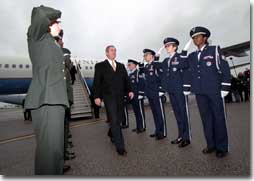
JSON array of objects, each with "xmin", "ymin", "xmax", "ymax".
[{"xmin": 0, "ymin": 41, "xmax": 250, "ymax": 106}]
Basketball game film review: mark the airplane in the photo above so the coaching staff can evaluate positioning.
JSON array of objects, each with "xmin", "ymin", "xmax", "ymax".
[{"xmin": 0, "ymin": 41, "xmax": 250, "ymax": 107}]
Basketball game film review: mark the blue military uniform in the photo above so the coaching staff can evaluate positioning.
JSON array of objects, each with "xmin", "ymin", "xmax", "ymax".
[
  {"xmin": 184, "ymin": 27, "xmax": 231, "ymax": 154},
  {"xmin": 128, "ymin": 59, "xmax": 146, "ymax": 132},
  {"xmin": 141, "ymin": 49, "xmax": 167, "ymax": 139},
  {"xmin": 159, "ymin": 37, "xmax": 191, "ymax": 144}
]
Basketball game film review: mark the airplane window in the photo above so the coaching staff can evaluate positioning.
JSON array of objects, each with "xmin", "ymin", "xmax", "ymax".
[
  {"xmin": 90, "ymin": 66, "xmax": 93, "ymax": 70},
  {"xmin": 85, "ymin": 66, "xmax": 88, "ymax": 70},
  {"xmin": 4, "ymin": 64, "xmax": 9, "ymax": 68},
  {"xmin": 19, "ymin": 64, "xmax": 23, "ymax": 68},
  {"xmin": 12, "ymin": 64, "xmax": 16, "ymax": 68},
  {"xmin": 26, "ymin": 64, "xmax": 29, "ymax": 68},
  {"xmin": 0, "ymin": 64, "xmax": 2, "ymax": 68}
]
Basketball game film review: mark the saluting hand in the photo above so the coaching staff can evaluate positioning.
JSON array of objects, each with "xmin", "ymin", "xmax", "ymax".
[
  {"xmin": 128, "ymin": 92, "xmax": 134, "ymax": 100},
  {"xmin": 95, "ymin": 98, "xmax": 102, "ymax": 106}
]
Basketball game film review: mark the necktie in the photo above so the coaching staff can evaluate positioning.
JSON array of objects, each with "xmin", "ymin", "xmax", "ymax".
[
  {"xmin": 112, "ymin": 61, "xmax": 116, "ymax": 71},
  {"xmin": 197, "ymin": 50, "xmax": 202, "ymax": 61},
  {"xmin": 168, "ymin": 57, "xmax": 171, "ymax": 68}
]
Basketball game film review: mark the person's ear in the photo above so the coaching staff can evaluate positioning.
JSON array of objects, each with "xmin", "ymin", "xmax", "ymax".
[{"xmin": 204, "ymin": 36, "xmax": 208, "ymax": 43}]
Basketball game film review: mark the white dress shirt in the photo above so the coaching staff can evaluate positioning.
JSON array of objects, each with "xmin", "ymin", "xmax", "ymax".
[
  {"xmin": 107, "ymin": 59, "xmax": 117, "ymax": 69},
  {"xmin": 197, "ymin": 44, "xmax": 207, "ymax": 60}
]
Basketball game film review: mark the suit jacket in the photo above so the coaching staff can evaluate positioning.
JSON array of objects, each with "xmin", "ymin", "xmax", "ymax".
[
  {"xmin": 24, "ymin": 6, "xmax": 69, "ymax": 109},
  {"xmin": 93, "ymin": 60, "xmax": 132, "ymax": 100}
]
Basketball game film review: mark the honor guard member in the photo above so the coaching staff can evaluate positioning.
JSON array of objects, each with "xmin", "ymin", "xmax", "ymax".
[
  {"xmin": 25, "ymin": 5, "xmax": 70, "ymax": 174},
  {"xmin": 55, "ymin": 31, "xmax": 75, "ymax": 160},
  {"xmin": 140, "ymin": 49, "xmax": 167, "ymax": 140},
  {"xmin": 127, "ymin": 59, "xmax": 146, "ymax": 133},
  {"xmin": 159, "ymin": 37, "xmax": 191, "ymax": 147},
  {"xmin": 184, "ymin": 26, "xmax": 231, "ymax": 158},
  {"xmin": 62, "ymin": 48, "xmax": 76, "ymax": 161},
  {"xmin": 121, "ymin": 95, "xmax": 129, "ymax": 129}
]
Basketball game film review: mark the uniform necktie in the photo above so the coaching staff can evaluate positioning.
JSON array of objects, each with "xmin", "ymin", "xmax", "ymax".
[
  {"xmin": 168, "ymin": 57, "xmax": 171, "ymax": 68},
  {"xmin": 197, "ymin": 50, "xmax": 202, "ymax": 61}
]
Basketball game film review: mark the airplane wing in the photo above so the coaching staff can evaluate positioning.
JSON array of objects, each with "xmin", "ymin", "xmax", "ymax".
[
  {"xmin": 0, "ymin": 94, "xmax": 26, "ymax": 105},
  {"xmin": 229, "ymin": 62, "xmax": 250, "ymax": 70},
  {"xmin": 221, "ymin": 41, "xmax": 250, "ymax": 57}
]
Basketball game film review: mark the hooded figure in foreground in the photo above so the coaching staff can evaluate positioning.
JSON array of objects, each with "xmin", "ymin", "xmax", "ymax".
[{"xmin": 25, "ymin": 5, "xmax": 69, "ymax": 175}]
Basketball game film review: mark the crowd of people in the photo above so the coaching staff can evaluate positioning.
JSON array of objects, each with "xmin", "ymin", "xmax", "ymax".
[
  {"xmin": 24, "ymin": 5, "xmax": 237, "ymax": 175},
  {"xmin": 225, "ymin": 69, "xmax": 250, "ymax": 103}
]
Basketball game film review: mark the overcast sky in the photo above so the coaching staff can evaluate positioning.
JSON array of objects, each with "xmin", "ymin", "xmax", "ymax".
[{"xmin": 0, "ymin": 0, "xmax": 250, "ymax": 61}]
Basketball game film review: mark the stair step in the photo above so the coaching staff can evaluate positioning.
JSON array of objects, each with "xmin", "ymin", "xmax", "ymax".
[
  {"xmin": 70, "ymin": 69, "xmax": 92, "ymax": 119},
  {"xmin": 71, "ymin": 110, "xmax": 92, "ymax": 115},
  {"xmin": 71, "ymin": 113, "xmax": 92, "ymax": 119}
]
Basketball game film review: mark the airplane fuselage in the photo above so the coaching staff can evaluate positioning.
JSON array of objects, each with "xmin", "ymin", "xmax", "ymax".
[{"xmin": 0, "ymin": 57, "xmax": 97, "ymax": 105}]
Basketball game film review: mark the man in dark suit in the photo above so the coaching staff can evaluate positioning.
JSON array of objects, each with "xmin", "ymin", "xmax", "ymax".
[{"xmin": 93, "ymin": 45, "xmax": 134, "ymax": 156}]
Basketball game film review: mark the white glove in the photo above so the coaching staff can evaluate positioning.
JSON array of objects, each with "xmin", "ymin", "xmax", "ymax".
[
  {"xmin": 221, "ymin": 91, "xmax": 229, "ymax": 98},
  {"xmin": 138, "ymin": 95, "xmax": 144, "ymax": 100},
  {"xmin": 156, "ymin": 45, "xmax": 164, "ymax": 56},
  {"xmin": 183, "ymin": 39, "xmax": 192, "ymax": 51},
  {"xmin": 183, "ymin": 91, "xmax": 191, "ymax": 96},
  {"xmin": 159, "ymin": 92, "xmax": 165, "ymax": 97}
]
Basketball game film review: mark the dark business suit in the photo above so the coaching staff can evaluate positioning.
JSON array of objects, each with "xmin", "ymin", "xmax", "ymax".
[{"xmin": 93, "ymin": 60, "xmax": 132, "ymax": 150}]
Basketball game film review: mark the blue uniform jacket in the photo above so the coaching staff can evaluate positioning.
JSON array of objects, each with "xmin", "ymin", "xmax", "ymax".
[
  {"xmin": 140, "ymin": 61, "xmax": 164, "ymax": 98},
  {"xmin": 128, "ymin": 69, "xmax": 145, "ymax": 98},
  {"xmin": 160, "ymin": 52, "xmax": 189, "ymax": 93},
  {"xmin": 183, "ymin": 45, "xmax": 231, "ymax": 95}
]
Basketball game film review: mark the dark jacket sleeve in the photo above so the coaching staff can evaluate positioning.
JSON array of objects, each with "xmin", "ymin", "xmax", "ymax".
[
  {"xmin": 217, "ymin": 46, "xmax": 231, "ymax": 91},
  {"xmin": 27, "ymin": 5, "xmax": 61, "ymax": 41},
  {"xmin": 182, "ymin": 54, "xmax": 192, "ymax": 92},
  {"xmin": 220, "ymin": 60, "xmax": 231, "ymax": 91},
  {"xmin": 93, "ymin": 63, "xmax": 102, "ymax": 99},
  {"xmin": 122, "ymin": 65, "xmax": 132, "ymax": 94},
  {"xmin": 175, "ymin": 51, "xmax": 189, "ymax": 69},
  {"xmin": 153, "ymin": 60, "xmax": 164, "ymax": 92},
  {"xmin": 137, "ymin": 70, "xmax": 145, "ymax": 96}
]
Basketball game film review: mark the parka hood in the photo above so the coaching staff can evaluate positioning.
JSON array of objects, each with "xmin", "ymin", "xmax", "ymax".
[{"xmin": 27, "ymin": 5, "xmax": 61, "ymax": 41}]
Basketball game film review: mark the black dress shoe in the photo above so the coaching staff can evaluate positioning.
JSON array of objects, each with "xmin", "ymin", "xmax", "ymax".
[
  {"xmin": 117, "ymin": 149, "xmax": 127, "ymax": 156},
  {"xmin": 137, "ymin": 128, "xmax": 146, "ymax": 133},
  {"xmin": 68, "ymin": 142, "xmax": 74, "ymax": 148},
  {"xmin": 107, "ymin": 129, "xmax": 115, "ymax": 143},
  {"xmin": 202, "ymin": 147, "xmax": 216, "ymax": 154},
  {"xmin": 156, "ymin": 135, "xmax": 166, "ymax": 140},
  {"xmin": 178, "ymin": 140, "xmax": 190, "ymax": 147},
  {"xmin": 64, "ymin": 154, "xmax": 76, "ymax": 161},
  {"xmin": 121, "ymin": 125, "xmax": 129, "ymax": 129},
  {"xmin": 171, "ymin": 138, "xmax": 183, "ymax": 144},
  {"xmin": 107, "ymin": 128, "xmax": 112, "ymax": 137},
  {"xmin": 150, "ymin": 133, "xmax": 156, "ymax": 137},
  {"xmin": 216, "ymin": 150, "xmax": 228, "ymax": 158},
  {"xmin": 66, "ymin": 151, "xmax": 75, "ymax": 155},
  {"xmin": 68, "ymin": 134, "xmax": 72, "ymax": 139},
  {"xmin": 63, "ymin": 165, "xmax": 71, "ymax": 173},
  {"xmin": 132, "ymin": 128, "xmax": 137, "ymax": 132}
]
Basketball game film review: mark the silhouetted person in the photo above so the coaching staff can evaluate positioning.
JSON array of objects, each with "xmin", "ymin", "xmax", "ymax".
[{"xmin": 70, "ymin": 63, "xmax": 77, "ymax": 85}]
